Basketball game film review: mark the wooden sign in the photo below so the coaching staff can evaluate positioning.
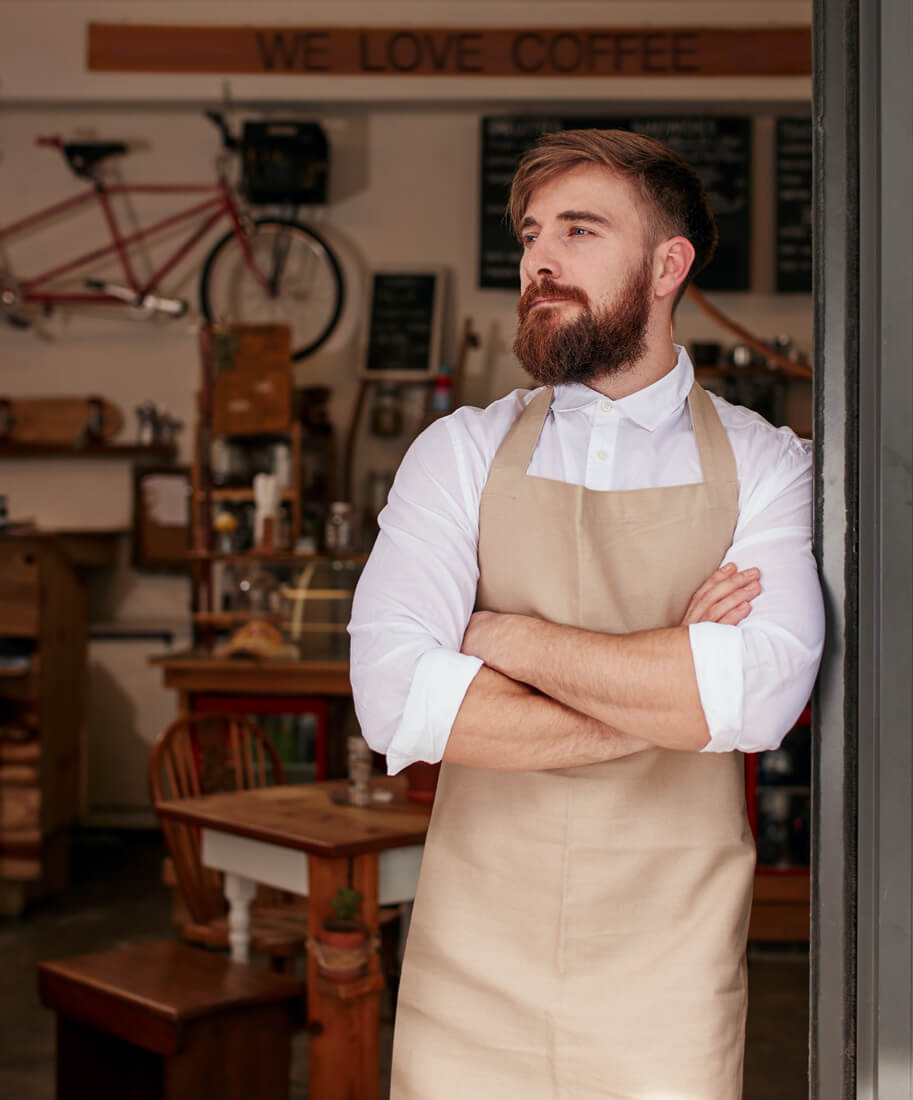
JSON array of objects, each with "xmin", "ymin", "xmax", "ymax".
[{"xmin": 87, "ymin": 25, "xmax": 811, "ymax": 78}]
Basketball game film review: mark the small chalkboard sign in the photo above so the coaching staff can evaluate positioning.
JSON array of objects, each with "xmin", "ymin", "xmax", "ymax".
[
  {"xmin": 480, "ymin": 115, "xmax": 752, "ymax": 293},
  {"xmin": 361, "ymin": 269, "xmax": 444, "ymax": 379},
  {"xmin": 775, "ymin": 116, "xmax": 813, "ymax": 293}
]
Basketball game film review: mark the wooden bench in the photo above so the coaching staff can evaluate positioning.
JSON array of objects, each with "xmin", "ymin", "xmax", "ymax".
[{"xmin": 38, "ymin": 940, "xmax": 305, "ymax": 1100}]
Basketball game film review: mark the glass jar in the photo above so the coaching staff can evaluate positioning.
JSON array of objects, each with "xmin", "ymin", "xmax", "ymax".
[
  {"xmin": 370, "ymin": 385, "xmax": 404, "ymax": 437},
  {"xmin": 324, "ymin": 501, "xmax": 354, "ymax": 553}
]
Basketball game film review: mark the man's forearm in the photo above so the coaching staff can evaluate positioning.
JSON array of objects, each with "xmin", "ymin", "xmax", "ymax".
[
  {"xmin": 443, "ymin": 665, "xmax": 650, "ymax": 770},
  {"xmin": 463, "ymin": 615, "xmax": 710, "ymax": 752}
]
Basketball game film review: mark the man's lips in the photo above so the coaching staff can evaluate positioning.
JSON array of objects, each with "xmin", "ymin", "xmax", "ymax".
[{"xmin": 531, "ymin": 297, "xmax": 577, "ymax": 307}]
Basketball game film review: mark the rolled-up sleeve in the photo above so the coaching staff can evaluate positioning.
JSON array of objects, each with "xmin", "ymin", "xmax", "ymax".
[
  {"xmin": 348, "ymin": 414, "xmax": 486, "ymax": 774},
  {"xmin": 693, "ymin": 434, "xmax": 824, "ymax": 753}
]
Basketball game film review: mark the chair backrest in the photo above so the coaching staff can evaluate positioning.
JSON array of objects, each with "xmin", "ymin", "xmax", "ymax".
[{"xmin": 148, "ymin": 714, "xmax": 285, "ymax": 925}]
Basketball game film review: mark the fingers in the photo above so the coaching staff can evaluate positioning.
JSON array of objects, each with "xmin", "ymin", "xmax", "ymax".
[
  {"xmin": 681, "ymin": 564, "xmax": 761, "ymax": 626},
  {"xmin": 706, "ymin": 582, "xmax": 760, "ymax": 621},
  {"xmin": 719, "ymin": 602, "xmax": 752, "ymax": 626},
  {"xmin": 688, "ymin": 561, "xmax": 738, "ymax": 605}
]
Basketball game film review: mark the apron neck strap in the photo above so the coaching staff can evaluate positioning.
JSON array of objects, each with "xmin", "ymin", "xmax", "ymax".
[
  {"xmin": 492, "ymin": 386, "xmax": 554, "ymax": 473},
  {"xmin": 687, "ymin": 382, "xmax": 738, "ymax": 485}
]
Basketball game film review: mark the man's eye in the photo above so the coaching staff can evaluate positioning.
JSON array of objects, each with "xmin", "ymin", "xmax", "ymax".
[
  {"xmin": 522, "ymin": 233, "xmax": 537, "ymax": 246},
  {"xmin": 569, "ymin": 226, "xmax": 591, "ymax": 237}
]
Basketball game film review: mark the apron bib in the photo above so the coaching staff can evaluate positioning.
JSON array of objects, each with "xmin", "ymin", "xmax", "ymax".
[{"xmin": 391, "ymin": 383, "xmax": 756, "ymax": 1100}]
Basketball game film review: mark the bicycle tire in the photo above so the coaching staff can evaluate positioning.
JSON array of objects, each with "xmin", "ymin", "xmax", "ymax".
[{"xmin": 199, "ymin": 217, "xmax": 345, "ymax": 361}]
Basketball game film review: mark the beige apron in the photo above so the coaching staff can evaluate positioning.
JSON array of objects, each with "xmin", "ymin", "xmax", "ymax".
[{"xmin": 391, "ymin": 383, "xmax": 756, "ymax": 1100}]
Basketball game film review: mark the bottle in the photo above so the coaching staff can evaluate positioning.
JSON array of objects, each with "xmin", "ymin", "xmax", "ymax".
[
  {"xmin": 430, "ymin": 369, "xmax": 452, "ymax": 415},
  {"xmin": 324, "ymin": 501, "xmax": 353, "ymax": 553}
]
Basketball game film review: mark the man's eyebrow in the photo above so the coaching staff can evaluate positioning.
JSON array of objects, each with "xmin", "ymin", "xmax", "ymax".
[
  {"xmin": 519, "ymin": 209, "xmax": 614, "ymax": 232},
  {"xmin": 557, "ymin": 209, "xmax": 613, "ymax": 229}
]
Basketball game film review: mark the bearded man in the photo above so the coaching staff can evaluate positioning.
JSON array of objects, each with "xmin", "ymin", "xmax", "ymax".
[{"xmin": 349, "ymin": 129, "xmax": 824, "ymax": 1099}]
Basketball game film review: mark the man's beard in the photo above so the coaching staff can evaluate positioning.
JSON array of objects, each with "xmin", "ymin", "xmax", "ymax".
[{"xmin": 513, "ymin": 259, "xmax": 653, "ymax": 387}]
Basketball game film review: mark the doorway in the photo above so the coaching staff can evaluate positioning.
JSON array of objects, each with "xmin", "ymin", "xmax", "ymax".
[{"xmin": 812, "ymin": 0, "xmax": 913, "ymax": 1097}]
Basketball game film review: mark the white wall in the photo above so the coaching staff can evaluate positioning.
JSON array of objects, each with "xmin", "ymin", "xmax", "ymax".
[{"xmin": 0, "ymin": 0, "xmax": 813, "ymax": 622}]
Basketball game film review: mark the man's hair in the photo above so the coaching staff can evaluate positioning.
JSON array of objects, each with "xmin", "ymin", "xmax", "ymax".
[{"xmin": 507, "ymin": 128, "xmax": 718, "ymax": 304}]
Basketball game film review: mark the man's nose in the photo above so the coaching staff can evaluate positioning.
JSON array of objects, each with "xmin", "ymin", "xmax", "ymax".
[{"xmin": 521, "ymin": 237, "xmax": 561, "ymax": 283}]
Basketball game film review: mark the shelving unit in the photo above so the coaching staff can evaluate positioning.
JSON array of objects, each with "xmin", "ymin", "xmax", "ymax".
[
  {"xmin": 190, "ymin": 325, "xmax": 340, "ymax": 648},
  {"xmin": 0, "ymin": 535, "xmax": 86, "ymax": 916},
  {"xmin": 746, "ymin": 705, "xmax": 812, "ymax": 941},
  {"xmin": 192, "ymin": 421, "xmax": 305, "ymax": 552}
]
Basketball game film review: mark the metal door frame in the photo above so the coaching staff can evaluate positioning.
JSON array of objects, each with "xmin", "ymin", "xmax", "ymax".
[{"xmin": 812, "ymin": 0, "xmax": 913, "ymax": 1095}]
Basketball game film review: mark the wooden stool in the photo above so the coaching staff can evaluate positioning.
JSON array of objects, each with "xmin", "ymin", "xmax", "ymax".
[{"xmin": 38, "ymin": 940, "xmax": 305, "ymax": 1100}]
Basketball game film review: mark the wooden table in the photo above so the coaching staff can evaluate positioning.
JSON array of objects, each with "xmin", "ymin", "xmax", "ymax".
[
  {"xmin": 155, "ymin": 777, "xmax": 430, "ymax": 1100},
  {"xmin": 152, "ymin": 649, "xmax": 354, "ymax": 778}
]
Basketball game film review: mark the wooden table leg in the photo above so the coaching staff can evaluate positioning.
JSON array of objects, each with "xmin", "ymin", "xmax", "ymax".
[
  {"xmin": 224, "ymin": 872, "xmax": 256, "ymax": 964},
  {"xmin": 307, "ymin": 853, "xmax": 383, "ymax": 1100}
]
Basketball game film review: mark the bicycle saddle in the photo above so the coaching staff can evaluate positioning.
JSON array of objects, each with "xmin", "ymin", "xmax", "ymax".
[{"xmin": 64, "ymin": 142, "xmax": 128, "ymax": 178}]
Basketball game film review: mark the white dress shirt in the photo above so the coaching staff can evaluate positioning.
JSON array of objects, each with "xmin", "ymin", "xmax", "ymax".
[{"xmin": 349, "ymin": 348, "xmax": 824, "ymax": 775}]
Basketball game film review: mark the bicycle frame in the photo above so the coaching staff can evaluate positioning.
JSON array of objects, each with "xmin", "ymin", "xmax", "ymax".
[{"xmin": 0, "ymin": 176, "xmax": 269, "ymax": 307}]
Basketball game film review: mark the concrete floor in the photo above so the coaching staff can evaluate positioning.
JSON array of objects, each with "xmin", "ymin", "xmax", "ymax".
[{"xmin": 0, "ymin": 830, "xmax": 808, "ymax": 1099}]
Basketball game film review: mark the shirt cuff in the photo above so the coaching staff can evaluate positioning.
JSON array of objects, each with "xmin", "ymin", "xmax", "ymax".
[
  {"xmin": 384, "ymin": 648, "xmax": 483, "ymax": 775},
  {"xmin": 688, "ymin": 622, "xmax": 744, "ymax": 753}
]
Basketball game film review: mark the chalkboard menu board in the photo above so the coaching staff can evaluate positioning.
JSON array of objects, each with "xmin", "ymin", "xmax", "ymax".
[
  {"xmin": 775, "ymin": 117, "xmax": 813, "ymax": 293},
  {"xmin": 361, "ymin": 270, "xmax": 444, "ymax": 379},
  {"xmin": 480, "ymin": 115, "xmax": 752, "ymax": 292}
]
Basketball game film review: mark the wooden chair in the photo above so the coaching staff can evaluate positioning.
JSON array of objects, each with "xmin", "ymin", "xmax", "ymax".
[
  {"xmin": 148, "ymin": 713, "xmax": 309, "ymax": 975},
  {"xmin": 39, "ymin": 941, "xmax": 305, "ymax": 1100}
]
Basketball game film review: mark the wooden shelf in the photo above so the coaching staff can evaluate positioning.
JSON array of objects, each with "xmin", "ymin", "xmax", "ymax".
[
  {"xmin": 193, "ymin": 611, "xmax": 282, "ymax": 626},
  {"xmin": 0, "ymin": 442, "xmax": 176, "ymax": 459},
  {"xmin": 198, "ymin": 487, "xmax": 296, "ymax": 503},
  {"xmin": 0, "ymin": 663, "xmax": 31, "ymax": 678},
  {"xmin": 192, "ymin": 613, "xmax": 348, "ymax": 633},
  {"xmin": 188, "ymin": 550, "xmax": 367, "ymax": 564}
]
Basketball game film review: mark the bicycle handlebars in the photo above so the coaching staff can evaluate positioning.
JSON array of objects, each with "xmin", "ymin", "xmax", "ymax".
[{"xmin": 204, "ymin": 111, "xmax": 238, "ymax": 151}]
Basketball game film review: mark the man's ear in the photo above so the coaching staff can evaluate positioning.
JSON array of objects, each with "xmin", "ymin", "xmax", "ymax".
[{"xmin": 654, "ymin": 237, "xmax": 695, "ymax": 300}]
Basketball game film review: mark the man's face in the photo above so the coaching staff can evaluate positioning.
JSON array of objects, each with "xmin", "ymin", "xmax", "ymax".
[{"xmin": 513, "ymin": 164, "xmax": 657, "ymax": 385}]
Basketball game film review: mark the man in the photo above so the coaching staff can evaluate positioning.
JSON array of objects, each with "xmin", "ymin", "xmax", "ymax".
[{"xmin": 349, "ymin": 129, "xmax": 824, "ymax": 1099}]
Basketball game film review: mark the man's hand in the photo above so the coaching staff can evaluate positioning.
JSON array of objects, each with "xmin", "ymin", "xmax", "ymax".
[{"xmin": 679, "ymin": 562, "xmax": 761, "ymax": 627}]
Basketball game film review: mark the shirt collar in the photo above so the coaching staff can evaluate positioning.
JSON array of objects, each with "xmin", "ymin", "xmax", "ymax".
[{"xmin": 550, "ymin": 346, "xmax": 695, "ymax": 431}]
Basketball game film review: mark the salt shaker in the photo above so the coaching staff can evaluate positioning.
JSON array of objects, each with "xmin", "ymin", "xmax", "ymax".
[{"xmin": 325, "ymin": 501, "xmax": 353, "ymax": 553}]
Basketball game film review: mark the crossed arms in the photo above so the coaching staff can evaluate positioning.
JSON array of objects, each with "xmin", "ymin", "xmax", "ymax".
[
  {"xmin": 348, "ymin": 412, "xmax": 825, "ymax": 775},
  {"xmin": 445, "ymin": 564, "xmax": 761, "ymax": 770}
]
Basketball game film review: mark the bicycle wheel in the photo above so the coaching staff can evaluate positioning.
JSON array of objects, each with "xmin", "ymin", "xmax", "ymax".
[{"xmin": 199, "ymin": 218, "xmax": 345, "ymax": 360}]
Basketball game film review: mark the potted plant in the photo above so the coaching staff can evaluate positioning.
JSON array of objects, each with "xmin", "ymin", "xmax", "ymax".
[{"xmin": 310, "ymin": 886, "xmax": 373, "ymax": 981}]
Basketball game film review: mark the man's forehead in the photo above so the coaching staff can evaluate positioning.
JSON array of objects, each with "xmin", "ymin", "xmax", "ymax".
[{"xmin": 522, "ymin": 165, "xmax": 641, "ymax": 222}]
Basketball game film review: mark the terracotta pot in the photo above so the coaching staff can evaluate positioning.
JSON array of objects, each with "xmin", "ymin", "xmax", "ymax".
[
  {"xmin": 312, "ymin": 919, "xmax": 369, "ymax": 981},
  {"xmin": 405, "ymin": 761, "xmax": 440, "ymax": 804}
]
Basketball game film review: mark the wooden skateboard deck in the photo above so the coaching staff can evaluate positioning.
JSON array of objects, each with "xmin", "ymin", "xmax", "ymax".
[{"xmin": 0, "ymin": 396, "xmax": 123, "ymax": 445}]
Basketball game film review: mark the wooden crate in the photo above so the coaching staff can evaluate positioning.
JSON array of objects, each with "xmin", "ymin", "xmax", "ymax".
[{"xmin": 211, "ymin": 324, "xmax": 292, "ymax": 435}]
